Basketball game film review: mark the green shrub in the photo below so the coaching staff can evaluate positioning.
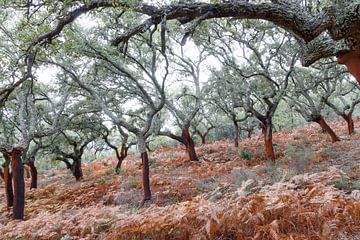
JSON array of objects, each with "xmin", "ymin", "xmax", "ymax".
[{"xmin": 239, "ymin": 148, "xmax": 253, "ymax": 160}]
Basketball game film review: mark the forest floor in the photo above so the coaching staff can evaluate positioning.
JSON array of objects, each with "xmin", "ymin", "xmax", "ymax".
[{"xmin": 0, "ymin": 118, "xmax": 360, "ymax": 240}]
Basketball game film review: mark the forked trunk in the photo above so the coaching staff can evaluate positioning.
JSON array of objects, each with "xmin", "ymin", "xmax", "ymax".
[
  {"xmin": 315, "ymin": 116, "xmax": 340, "ymax": 143},
  {"xmin": 345, "ymin": 112, "xmax": 355, "ymax": 135},
  {"xmin": 233, "ymin": 121, "xmax": 239, "ymax": 147},
  {"xmin": 4, "ymin": 164, "xmax": 14, "ymax": 208},
  {"xmin": 115, "ymin": 143, "xmax": 126, "ymax": 173},
  {"xmin": 72, "ymin": 160, "xmax": 83, "ymax": 181},
  {"xmin": 141, "ymin": 152, "xmax": 151, "ymax": 201},
  {"xmin": 198, "ymin": 133, "xmax": 206, "ymax": 145},
  {"xmin": 28, "ymin": 160, "xmax": 37, "ymax": 189},
  {"xmin": 182, "ymin": 128, "xmax": 199, "ymax": 161},
  {"xmin": 11, "ymin": 148, "xmax": 25, "ymax": 220},
  {"xmin": 262, "ymin": 122, "xmax": 275, "ymax": 162}
]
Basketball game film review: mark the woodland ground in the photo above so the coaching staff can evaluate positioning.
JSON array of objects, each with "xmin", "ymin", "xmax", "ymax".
[{"xmin": 0, "ymin": 118, "xmax": 360, "ymax": 240}]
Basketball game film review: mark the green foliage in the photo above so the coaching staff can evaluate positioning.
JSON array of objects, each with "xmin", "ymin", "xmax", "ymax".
[
  {"xmin": 334, "ymin": 177, "xmax": 360, "ymax": 191},
  {"xmin": 239, "ymin": 148, "xmax": 253, "ymax": 160}
]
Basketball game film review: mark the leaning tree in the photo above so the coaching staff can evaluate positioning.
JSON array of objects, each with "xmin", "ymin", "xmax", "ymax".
[
  {"xmin": 287, "ymin": 61, "xmax": 342, "ymax": 143},
  {"xmin": 321, "ymin": 73, "xmax": 360, "ymax": 135}
]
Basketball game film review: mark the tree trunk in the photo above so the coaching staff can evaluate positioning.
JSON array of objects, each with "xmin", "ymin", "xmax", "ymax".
[
  {"xmin": 11, "ymin": 148, "xmax": 25, "ymax": 220},
  {"xmin": 115, "ymin": 143, "xmax": 126, "ymax": 174},
  {"xmin": 337, "ymin": 50, "xmax": 360, "ymax": 84},
  {"xmin": 197, "ymin": 132, "xmax": 206, "ymax": 145},
  {"xmin": 141, "ymin": 152, "xmax": 151, "ymax": 201},
  {"xmin": 345, "ymin": 112, "xmax": 355, "ymax": 135},
  {"xmin": 233, "ymin": 121, "xmax": 239, "ymax": 147},
  {"xmin": 24, "ymin": 165, "xmax": 30, "ymax": 179},
  {"xmin": 182, "ymin": 128, "xmax": 199, "ymax": 161},
  {"xmin": 4, "ymin": 164, "xmax": 14, "ymax": 208},
  {"xmin": 314, "ymin": 116, "xmax": 340, "ymax": 142},
  {"xmin": 72, "ymin": 160, "xmax": 83, "ymax": 181},
  {"xmin": 247, "ymin": 129, "xmax": 253, "ymax": 139},
  {"xmin": 28, "ymin": 160, "xmax": 37, "ymax": 189},
  {"xmin": 262, "ymin": 122, "xmax": 275, "ymax": 162}
]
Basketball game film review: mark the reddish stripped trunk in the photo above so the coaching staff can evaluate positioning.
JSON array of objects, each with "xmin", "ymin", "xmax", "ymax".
[
  {"xmin": 4, "ymin": 164, "xmax": 14, "ymax": 208},
  {"xmin": 28, "ymin": 161, "xmax": 37, "ymax": 189},
  {"xmin": 24, "ymin": 165, "xmax": 30, "ymax": 179},
  {"xmin": 182, "ymin": 128, "xmax": 199, "ymax": 161},
  {"xmin": 337, "ymin": 50, "xmax": 360, "ymax": 84},
  {"xmin": 141, "ymin": 152, "xmax": 151, "ymax": 201},
  {"xmin": 315, "ymin": 116, "xmax": 340, "ymax": 143},
  {"xmin": 115, "ymin": 144, "xmax": 126, "ymax": 173},
  {"xmin": 262, "ymin": 122, "xmax": 275, "ymax": 162},
  {"xmin": 197, "ymin": 133, "xmax": 206, "ymax": 145},
  {"xmin": 72, "ymin": 160, "xmax": 83, "ymax": 181},
  {"xmin": 233, "ymin": 121, "xmax": 239, "ymax": 147},
  {"xmin": 247, "ymin": 129, "xmax": 253, "ymax": 139},
  {"xmin": 11, "ymin": 148, "xmax": 25, "ymax": 220},
  {"xmin": 345, "ymin": 113, "xmax": 355, "ymax": 135}
]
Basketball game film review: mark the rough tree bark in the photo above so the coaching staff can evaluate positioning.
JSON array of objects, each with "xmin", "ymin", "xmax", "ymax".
[
  {"xmin": 314, "ymin": 116, "xmax": 340, "ymax": 142},
  {"xmin": 11, "ymin": 148, "xmax": 25, "ymax": 220}
]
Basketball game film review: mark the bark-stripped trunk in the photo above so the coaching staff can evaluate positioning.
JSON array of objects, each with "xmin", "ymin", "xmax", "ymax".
[
  {"xmin": 197, "ymin": 132, "xmax": 206, "ymax": 145},
  {"xmin": 344, "ymin": 112, "xmax": 355, "ymax": 135},
  {"xmin": 247, "ymin": 129, "xmax": 253, "ymax": 139},
  {"xmin": 72, "ymin": 160, "xmax": 83, "ymax": 181},
  {"xmin": 262, "ymin": 122, "xmax": 275, "ymax": 162},
  {"xmin": 314, "ymin": 116, "xmax": 340, "ymax": 142},
  {"xmin": 24, "ymin": 166, "xmax": 30, "ymax": 179},
  {"xmin": 182, "ymin": 128, "xmax": 199, "ymax": 161},
  {"xmin": 28, "ymin": 160, "xmax": 37, "ymax": 189},
  {"xmin": 141, "ymin": 152, "xmax": 151, "ymax": 201},
  {"xmin": 4, "ymin": 164, "xmax": 14, "ymax": 208},
  {"xmin": 11, "ymin": 148, "xmax": 25, "ymax": 220},
  {"xmin": 233, "ymin": 121, "xmax": 239, "ymax": 148},
  {"xmin": 115, "ymin": 143, "xmax": 126, "ymax": 173},
  {"xmin": 337, "ymin": 51, "xmax": 360, "ymax": 84}
]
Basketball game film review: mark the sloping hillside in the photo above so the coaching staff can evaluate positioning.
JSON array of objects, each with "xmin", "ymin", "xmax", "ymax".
[{"xmin": 0, "ymin": 118, "xmax": 360, "ymax": 240}]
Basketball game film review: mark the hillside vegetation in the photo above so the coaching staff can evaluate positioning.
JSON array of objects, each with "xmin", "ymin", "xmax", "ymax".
[{"xmin": 0, "ymin": 118, "xmax": 359, "ymax": 240}]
